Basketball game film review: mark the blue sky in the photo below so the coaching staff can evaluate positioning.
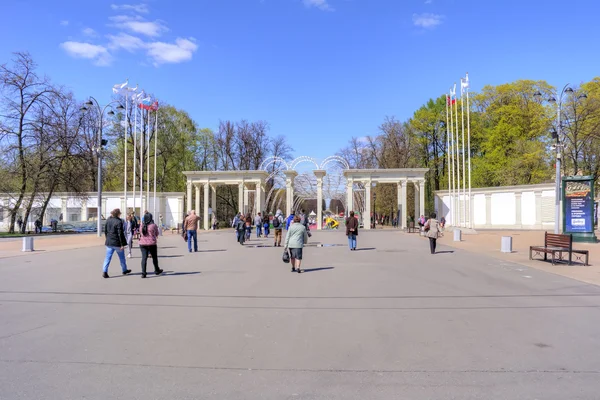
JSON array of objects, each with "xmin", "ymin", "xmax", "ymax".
[{"xmin": 1, "ymin": 0, "xmax": 599, "ymax": 160}]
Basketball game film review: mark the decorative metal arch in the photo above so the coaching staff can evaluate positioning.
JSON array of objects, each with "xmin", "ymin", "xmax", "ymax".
[
  {"xmin": 290, "ymin": 156, "xmax": 320, "ymax": 170},
  {"xmin": 320, "ymin": 155, "xmax": 350, "ymax": 170},
  {"xmin": 259, "ymin": 156, "xmax": 290, "ymax": 171}
]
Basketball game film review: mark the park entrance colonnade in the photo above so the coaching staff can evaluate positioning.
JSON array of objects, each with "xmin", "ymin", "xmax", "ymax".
[{"xmin": 183, "ymin": 168, "xmax": 428, "ymax": 231}]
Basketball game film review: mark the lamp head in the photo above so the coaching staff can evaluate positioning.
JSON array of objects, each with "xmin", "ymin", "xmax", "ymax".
[
  {"xmin": 85, "ymin": 100, "xmax": 93, "ymax": 106},
  {"xmin": 548, "ymin": 97, "xmax": 557, "ymax": 103},
  {"xmin": 565, "ymin": 87, "xmax": 574, "ymax": 94},
  {"xmin": 533, "ymin": 91, "xmax": 542, "ymax": 98},
  {"xmin": 107, "ymin": 110, "xmax": 115, "ymax": 116},
  {"xmin": 116, "ymin": 104, "xmax": 125, "ymax": 110},
  {"xmin": 578, "ymin": 93, "xmax": 588, "ymax": 100},
  {"xmin": 551, "ymin": 129, "xmax": 559, "ymax": 141},
  {"xmin": 80, "ymin": 106, "xmax": 88, "ymax": 112}
]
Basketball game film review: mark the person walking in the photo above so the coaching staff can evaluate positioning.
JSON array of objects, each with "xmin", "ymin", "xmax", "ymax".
[
  {"xmin": 102, "ymin": 208, "xmax": 132, "ymax": 279},
  {"xmin": 184, "ymin": 210, "xmax": 201, "ymax": 253},
  {"xmin": 236, "ymin": 214, "xmax": 246, "ymax": 245},
  {"xmin": 254, "ymin": 212, "xmax": 263, "ymax": 238},
  {"xmin": 273, "ymin": 209, "xmax": 284, "ymax": 247},
  {"xmin": 138, "ymin": 213, "xmax": 164, "ymax": 278},
  {"xmin": 34, "ymin": 218, "xmax": 42, "ymax": 234},
  {"xmin": 263, "ymin": 212, "xmax": 271, "ymax": 239},
  {"xmin": 212, "ymin": 214, "xmax": 218, "ymax": 230},
  {"xmin": 286, "ymin": 211, "xmax": 295, "ymax": 230},
  {"xmin": 424, "ymin": 212, "xmax": 441, "ymax": 255},
  {"xmin": 284, "ymin": 215, "xmax": 309, "ymax": 273},
  {"xmin": 245, "ymin": 214, "xmax": 252, "ymax": 241},
  {"xmin": 125, "ymin": 214, "xmax": 134, "ymax": 258},
  {"xmin": 17, "ymin": 215, "xmax": 23, "ymax": 231},
  {"xmin": 346, "ymin": 211, "xmax": 359, "ymax": 251}
]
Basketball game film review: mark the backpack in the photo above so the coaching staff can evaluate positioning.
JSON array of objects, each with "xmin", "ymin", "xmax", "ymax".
[{"xmin": 273, "ymin": 216, "xmax": 281, "ymax": 228}]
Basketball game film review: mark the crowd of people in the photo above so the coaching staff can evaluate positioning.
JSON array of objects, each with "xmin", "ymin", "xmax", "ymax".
[{"xmin": 101, "ymin": 207, "xmax": 444, "ymax": 278}]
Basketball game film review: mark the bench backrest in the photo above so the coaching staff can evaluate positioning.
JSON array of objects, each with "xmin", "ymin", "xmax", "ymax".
[{"xmin": 544, "ymin": 232, "xmax": 572, "ymax": 249}]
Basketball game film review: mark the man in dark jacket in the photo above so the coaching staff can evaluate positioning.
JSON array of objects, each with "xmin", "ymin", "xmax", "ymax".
[{"xmin": 102, "ymin": 208, "xmax": 131, "ymax": 279}]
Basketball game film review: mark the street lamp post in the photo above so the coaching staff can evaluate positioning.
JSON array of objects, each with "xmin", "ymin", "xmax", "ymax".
[
  {"xmin": 534, "ymin": 85, "xmax": 588, "ymax": 234},
  {"xmin": 81, "ymin": 98, "xmax": 124, "ymax": 237},
  {"xmin": 373, "ymin": 192, "xmax": 377, "ymax": 230}
]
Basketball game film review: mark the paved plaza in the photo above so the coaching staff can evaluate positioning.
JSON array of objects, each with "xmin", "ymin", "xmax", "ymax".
[{"xmin": 1, "ymin": 230, "xmax": 600, "ymax": 399}]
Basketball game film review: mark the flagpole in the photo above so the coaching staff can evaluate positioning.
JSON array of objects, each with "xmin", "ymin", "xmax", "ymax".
[
  {"xmin": 153, "ymin": 108, "xmax": 158, "ymax": 218},
  {"xmin": 466, "ymin": 73, "xmax": 472, "ymax": 229},
  {"xmin": 454, "ymin": 84, "xmax": 461, "ymax": 228},
  {"xmin": 449, "ymin": 89, "xmax": 456, "ymax": 226},
  {"xmin": 445, "ymin": 95, "xmax": 451, "ymax": 221},
  {"xmin": 123, "ymin": 91, "xmax": 128, "ymax": 215},
  {"xmin": 133, "ymin": 97, "xmax": 137, "ymax": 215},
  {"xmin": 139, "ymin": 105, "xmax": 143, "ymax": 214},
  {"xmin": 146, "ymin": 108, "xmax": 150, "ymax": 213},
  {"xmin": 460, "ymin": 82, "xmax": 466, "ymax": 229}
]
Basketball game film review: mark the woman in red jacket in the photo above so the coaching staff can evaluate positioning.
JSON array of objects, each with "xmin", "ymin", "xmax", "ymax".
[{"xmin": 139, "ymin": 213, "xmax": 164, "ymax": 278}]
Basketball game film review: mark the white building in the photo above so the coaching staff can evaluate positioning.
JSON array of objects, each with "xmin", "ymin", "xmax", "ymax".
[{"xmin": 0, "ymin": 191, "xmax": 184, "ymax": 232}]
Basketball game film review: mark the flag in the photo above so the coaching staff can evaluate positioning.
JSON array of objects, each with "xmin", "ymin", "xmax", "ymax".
[
  {"xmin": 461, "ymin": 73, "xmax": 470, "ymax": 93},
  {"xmin": 138, "ymin": 97, "xmax": 158, "ymax": 110},
  {"xmin": 112, "ymin": 80, "xmax": 128, "ymax": 95},
  {"xmin": 450, "ymin": 85, "xmax": 457, "ymax": 105}
]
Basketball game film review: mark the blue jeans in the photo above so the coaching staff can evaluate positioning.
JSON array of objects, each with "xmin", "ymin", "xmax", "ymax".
[
  {"xmin": 187, "ymin": 229, "xmax": 198, "ymax": 252},
  {"xmin": 256, "ymin": 225, "xmax": 262, "ymax": 238},
  {"xmin": 103, "ymin": 246, "xmax": 128, "ymax": 273},
  {"xmin": 348, "ymin": 234, "xmax": 357, "ymax": 250}
]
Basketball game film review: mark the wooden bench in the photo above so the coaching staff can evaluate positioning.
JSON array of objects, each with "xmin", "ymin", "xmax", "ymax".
[{"xmin": 529, "ymin": 232, "xmax": 589, "ymax": 266}]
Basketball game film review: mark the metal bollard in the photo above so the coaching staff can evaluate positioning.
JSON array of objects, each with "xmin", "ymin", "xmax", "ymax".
[
  {"xmin": 501, "ymin": 236, "xmax": 512, "ymax": 253},
  {"xmin": 453, "ymin": 229, "xmax": 461, "ymax": 242},
  {"xmin": 22, "ymin": 237, "xmax": 34, "ymax": 252}
]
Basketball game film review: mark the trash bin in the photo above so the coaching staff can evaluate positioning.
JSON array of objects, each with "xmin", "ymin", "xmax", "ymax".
[
  {"xmin": 501, "ymin": 236, "xmax": 512, "ymax": 253},
  {"xmin": 22, "ymin": 237, "xmax": 34, "ymax": 252},
  {"xmin": 453, "ymin": 229, "xmax": 462, "ymax": 242}
]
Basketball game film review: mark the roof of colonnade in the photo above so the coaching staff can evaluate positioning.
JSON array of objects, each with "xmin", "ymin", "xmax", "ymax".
[
  {"xmin": 183, "ymin": 170, "xmax": 270, "ymax": 185},
  {"xmin": 343, "ymin": 168, "xmax": 429, "ymax": 183}
]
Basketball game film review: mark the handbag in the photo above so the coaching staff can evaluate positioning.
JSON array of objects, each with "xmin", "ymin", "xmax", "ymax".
[
  {"xmin": 282, "ymin": 249, "xmax": 290, "ymax": 263},
  {"xmin": 183, "ymin": 232, "xmax": 188, "ymax": 241}
]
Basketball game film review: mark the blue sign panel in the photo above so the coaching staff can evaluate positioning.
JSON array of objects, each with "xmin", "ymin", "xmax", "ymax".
[{"xmin": 565, "ymin": 180, "xmax": 593, "ymax": 233}]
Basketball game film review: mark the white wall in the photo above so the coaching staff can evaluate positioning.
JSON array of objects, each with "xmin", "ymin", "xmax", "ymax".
[{"xmin": 435, "ymin": 183, "xmax": 557, "ymax": 230}]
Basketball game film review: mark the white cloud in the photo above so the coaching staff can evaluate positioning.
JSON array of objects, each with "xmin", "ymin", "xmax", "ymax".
[
  {"xmin": 107, "ymin": 32, "xmax": 146, "ymax": 52},
  {"xmin": 111, "ymin": 3, "xmax": 149, "ymax": 13},
  {"xmin": 82, "ymin": 27, "xmax": 98, "ymax": 37},
  {"xmin": 303, "ymin": 0, "xmax": 333, "ymax": 11},
  {"xmin": 412, "ymin": 13, "xmax": 444, "ymax": 29},
  {"xmin": 425, "ymin": 0, "xmax": 433, "ymax": 4},
  {"xmin": 60, "ymin": 41, "xmax": 112, "ymax": 66},
  {"xmin": 146, "ymin": 38, "xmax": 198, "ymax": 65},
  {"xmin": 109, "ymin": 15, "xmax": 167, "ymax": 37},
  {"xmin": 60, "ymin": 20, "xmax": 69, "ymax": 26}
]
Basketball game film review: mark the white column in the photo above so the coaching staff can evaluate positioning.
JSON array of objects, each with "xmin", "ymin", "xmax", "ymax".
[
  {"xmin": 238, "ymin": 182, "xmax": 244, "ymax": 214},
  {"xmin": 186, "ymin": 181, "xmax": 192, "ymax": 213},
  {"xmin": 347, "ymin": 180, "xmax": 354, "ymax": 215},
  {"xmin": 314, "ymin": 170, "xmax": 326, "ymax": 230},
  {"xmin": 365, "ymin": 181, "xmax": 372, "ymax": 230},
  {"xmin": 260, "ymin": 184, "xmax": 266, "ymax": 213},
  {"xmin": 81, "ymin": 200, "xmax": 88, "ymax": 222},
  {"xmin": 485, "ymin": 193, "xmax": 492, "ymax": 228},
  {"xmin": 397, "ymin": 182, "xmax": 402, "ymax": 224},
  {"xmin": 243, "ymin": 185, "xmax": 249, "ymax": 214},
  {"xmin": 211, "ymin": 185, "xmax": 217, "ymax": 218},
  {"xmin": 195, "ymin": 184, "xmax": 200, "ymax": 215},
  {"xmin": 61, "ymin": 197, "xmax": 68, "ymax": 222},
  {"xmin": 419, "ymin": 180, "xmax": 425, "ymax": 220},
  {"xmin": 401, "ymin": 180, "xmax": 408, "ymax": 230},
  {"xmin": 203, "ymin": 183, "xmax": 209, "ymax": 230},
  {"xmin": 256, "ymin": 183, "xmax": 263, "ymax": 215},
  {"xmin": 515, "ymin": 192, "xmax": 522, "ymax": 228},
  {"xmin": 413, "ymin": 182, "xmax": 420, "ymax": 220},
  {"xmin": 535, "ymin": 191, "xmax": 542, "ymax": 229}
]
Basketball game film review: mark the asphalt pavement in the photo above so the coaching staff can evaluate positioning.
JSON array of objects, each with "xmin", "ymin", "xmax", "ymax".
[{"xmin": 1, "ymin": 229, "xmax": 599, "ymax": 399}]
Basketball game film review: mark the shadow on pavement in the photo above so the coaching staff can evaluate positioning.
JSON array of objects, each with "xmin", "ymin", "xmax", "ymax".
[
  {"xmin": 197, "ymin": 249, "xmax": 227, "ymax": 253},
  {"xmin": 302, "ymin": 267, "xmax": 335, "ymax": 273},
  {"xmin": 158, "ymin": 255, "xmax": 184, "ymax": 258},
  {"xmin": 355, "ymin": 247, "xmax": 376, "ymax": 251},
  {"xmin": 161, "ymin": 271, "xmax": 202, "ymax": 277},
  {"xmin": 435, "ymin": 251, "xmax": 455, "ymax": 254}
]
